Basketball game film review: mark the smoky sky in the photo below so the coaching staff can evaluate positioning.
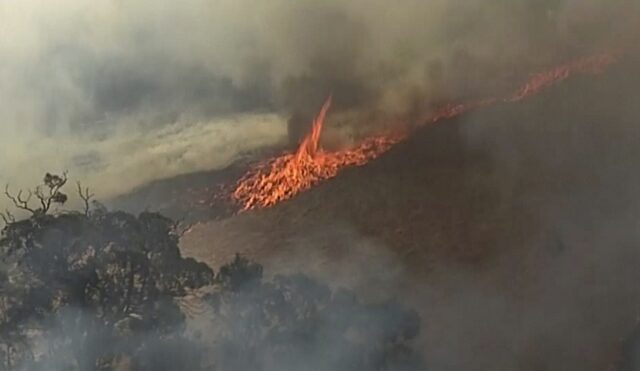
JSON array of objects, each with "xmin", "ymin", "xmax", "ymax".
[{"xmin": 0, "ymin": 0, "xmax": 637, "ymax": 206}]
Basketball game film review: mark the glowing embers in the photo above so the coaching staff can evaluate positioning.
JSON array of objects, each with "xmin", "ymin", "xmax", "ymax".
[{"xmin": 230, "ymin": 51, "xmax": 620, "ymax": 211}]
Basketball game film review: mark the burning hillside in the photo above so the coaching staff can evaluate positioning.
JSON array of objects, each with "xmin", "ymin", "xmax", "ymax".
[
  {"xmin": 230, "ymin": 52, "xmax": 620, "ymax": 211},
  {"xmin": 231, "ymin": 97, "xmax": 405, "ymax": 210},
  {"xmin": 3, "ymin": 1, "xmax": 640, "ymax": 370},
  {"xmin": 182, "ymin": 50, "xmax": 640, "ymax": 370}
]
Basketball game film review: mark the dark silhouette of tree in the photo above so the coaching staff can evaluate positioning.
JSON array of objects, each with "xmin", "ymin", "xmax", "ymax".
[
  {"xmin": 3, "ymin": 172, "xmax": 69, "ymax": 218},
  {"xmin": 1, "ymin": 173, "xmax": 425, "ymax": 371},
  {"xmin": 207, "ymin": 254, "xmax": 425, "ymax": 371},
  {"xmin": 0, "ymin": 174, "xmax": 213, "ymax": 370}
]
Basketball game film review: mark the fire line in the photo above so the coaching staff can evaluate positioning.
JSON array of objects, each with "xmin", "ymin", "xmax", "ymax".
[{"xmin": 230, "ymin": 52, "xmax": 619, "ymax": 211}]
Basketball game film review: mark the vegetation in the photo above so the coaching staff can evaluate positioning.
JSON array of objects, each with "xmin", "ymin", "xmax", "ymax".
[
  {"xmin": 0, "ymin": 174, "xmax": 213, "ymax": 370},
  {"xmin": 208, "ymin": 254, "xmax": 423, "ymax": 371},
  {"xmin": 0, "ymin": 173, "xmax": 425, "ymax": 370}
]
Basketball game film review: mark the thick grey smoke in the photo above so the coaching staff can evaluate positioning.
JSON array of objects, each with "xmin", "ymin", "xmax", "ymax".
[{"xmin": 0, "ymin": 0, "xmax": 636, "ymax": 207}]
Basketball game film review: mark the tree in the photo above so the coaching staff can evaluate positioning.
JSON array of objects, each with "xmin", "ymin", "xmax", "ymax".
[
  {"xmin": 207, "ymin": 254, "xmax": 425, "ymax": 371},
  {"xmin": 2, "ymin": 172, "xmax": 69, "ymax": 219},
  {"xmin": 0, "ymin": 174, "xmax": 213, "ymax": 370},
  {"xmin": 1, "ymin": 173, "xmax": 426, "ymax": 371}
]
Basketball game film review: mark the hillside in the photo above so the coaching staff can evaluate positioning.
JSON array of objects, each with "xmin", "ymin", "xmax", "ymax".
[{"xmin": 180, "ymin": 51, "xmax": 640, "ymax": 370}]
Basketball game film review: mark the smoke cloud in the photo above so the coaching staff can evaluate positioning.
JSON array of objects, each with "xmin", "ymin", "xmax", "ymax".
[{"xmin": 1, "ymin": 0, "xmax": 637, "ymax": 207}]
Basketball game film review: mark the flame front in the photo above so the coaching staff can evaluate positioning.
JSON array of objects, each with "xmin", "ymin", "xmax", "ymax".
[
  {"xmin": 232, "ymin": 96, "xmax": 404, "ymax": 210},
  {"xmin": 231, "ymin": 51, "xmax": 619, "ymax": 211}
]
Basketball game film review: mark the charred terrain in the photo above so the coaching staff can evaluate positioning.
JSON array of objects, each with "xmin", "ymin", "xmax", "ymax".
[{"xmin": 173, "ymin": 51, "xmax": 640, "ymax": 370}]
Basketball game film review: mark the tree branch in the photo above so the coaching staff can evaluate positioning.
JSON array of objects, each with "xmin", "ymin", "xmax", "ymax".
[
  {"xmin": 4, "ymin": 185, "xmax": 36, "ymax": 214},
  {"xmin": 4, "ymin": 172, "xmax": 71, "ymax": 217},
  {"xmin": 0, "ymin": 210, "xmax": 15, "ymax": 226},
  {"xmin": 77, "ymin": 182, "xmax": 94, "ymax": 216},
  {"xmin": 36, "ymin": 172, "xmax": 68, "ymax": 214},
  {"xmin": 34, "ymin": 186, "xmax": 48, "ymax": 213}
]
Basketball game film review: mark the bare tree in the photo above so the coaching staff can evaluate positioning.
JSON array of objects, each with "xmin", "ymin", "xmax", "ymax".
[
  {"xmin": 4, "ymin": 172, "xmax": 68, "ymax": 217},
  {"xmin": 4, "ymin": 186, "xmax": 36, "ymax": 214},
  {"xmin": 76, "ymin": 182, "xmax": 95, "ymax": 216}
]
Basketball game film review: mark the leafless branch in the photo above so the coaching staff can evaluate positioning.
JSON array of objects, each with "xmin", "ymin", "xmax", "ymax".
[
  {"xmin": 4, "ymin": 185, "xmax": 36, "ymax": 214},
  {"xmin": 4, "ymin": 172, "xmax": 70, "ymax": 217},
  {"xmin": 0, "ymin": 210, "xmax": 15, "ymax": 226},
  {"xmin": 34, "ymin": 186, "xmax": 47, "ymax": 212},
  {"xmin": 77, "ymin": 182, "xmax": 95, "ymax": 216}
]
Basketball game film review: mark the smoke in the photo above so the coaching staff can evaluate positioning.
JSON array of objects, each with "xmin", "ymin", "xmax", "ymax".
[
  {"xmin": 178, "ymin": 44, "xmax": 640, "ymax": 369},
  {"xmin": 412, "ymin": 50, "xmax": 640, "ymax": 370},
  {"xmin": 1, "ymin": 0, "xmax": 637, "ymax": 208}
]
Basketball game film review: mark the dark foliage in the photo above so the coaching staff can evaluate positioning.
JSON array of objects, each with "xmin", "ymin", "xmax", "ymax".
[
  {"xmin": 0, "ymin": 174, "xmax": 425, "ymax": 371},
  {"xmin": 207, "ymin": 254, "xmax": 425, "ymax": 371},
  {"xmin": 0, "ymin": 176, "xmax": 213, "ymax": 370}
]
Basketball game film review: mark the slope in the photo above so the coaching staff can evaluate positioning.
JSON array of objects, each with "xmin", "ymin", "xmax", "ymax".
[{"xmin": 182, "ymin": 51, "xmax": 640, "ymax": 370}]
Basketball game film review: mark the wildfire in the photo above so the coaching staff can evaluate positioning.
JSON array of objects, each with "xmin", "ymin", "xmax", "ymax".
[
  {"xmin": 508, "ymin": 52, "xmax": 618, "ymax": 102},
  {"xmin": 230, "ymin": 51, "xmax": 619, "ymax": 211},
  {"xmin": 232, "ymin": 96, "xmax": 405, "ymax": 210}
]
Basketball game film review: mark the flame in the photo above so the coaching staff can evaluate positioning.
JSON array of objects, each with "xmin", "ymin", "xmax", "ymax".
[
  {"xmin": 295, "ymin": 95, "xmax": 332, "ymax": 160},
  {"xmin": 232, "ymin": 96, "xmax": 404, "ymax": 210},
  {"xmin": 508, "ymin": 53, "xmax": 618, "ymax": 102},
  {"xmin": 230, "ymin": 51, "xmax": 620, "ymax": 211}
]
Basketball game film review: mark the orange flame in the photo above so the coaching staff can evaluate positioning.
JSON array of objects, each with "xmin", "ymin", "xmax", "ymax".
[
  {"xmin": 230, "ymin": 51, "xmax": 620, "ymax": 211},
  {"xmin": 231, "ymin": 95, "xmax": 404, "ymax": 210},
  {"xmin": 295, "ymin": 95, "xmax": 332, "ymax": 160},
  {"xmin": 508, "ymin": 53, "xmax": 618, "ymax": 102}
]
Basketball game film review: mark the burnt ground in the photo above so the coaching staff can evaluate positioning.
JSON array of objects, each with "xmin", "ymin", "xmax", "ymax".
[{"xmin": 119, "ymin": 51, "xmax": 640, "ymax": 370}]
